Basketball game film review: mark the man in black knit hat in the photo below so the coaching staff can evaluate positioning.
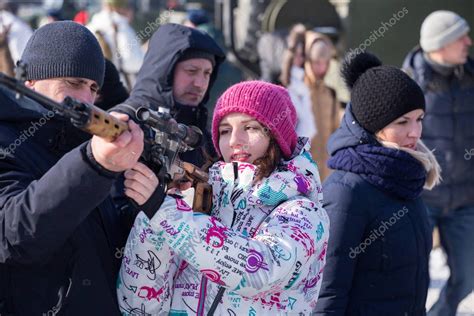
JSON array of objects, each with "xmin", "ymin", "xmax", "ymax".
[
  {"xmin": 0, "ymin": 21, "xmax": 144, "ymax": 315},
  {"xmin": 20, "ymin": 21, "xmax": 104, "ymax": 105}
]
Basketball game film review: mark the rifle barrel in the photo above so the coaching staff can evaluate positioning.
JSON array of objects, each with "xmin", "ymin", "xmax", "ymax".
[{"xmin": 0, "ymin": 72, "xmax": 82, "ymax": 120}]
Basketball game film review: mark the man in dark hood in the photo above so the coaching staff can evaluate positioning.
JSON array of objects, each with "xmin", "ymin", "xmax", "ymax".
[{"xmin": 114, "ymin": 23, "xmax": 225, "ymax": 167}]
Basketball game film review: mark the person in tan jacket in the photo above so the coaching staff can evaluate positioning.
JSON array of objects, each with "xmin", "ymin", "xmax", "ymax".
[{"xmin": 304, "ymin": 31, "xmax": 343, "ymax": 180}]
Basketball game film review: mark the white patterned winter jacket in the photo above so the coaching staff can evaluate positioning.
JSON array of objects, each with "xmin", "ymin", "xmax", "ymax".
[{"xmin": 117, "ymin": 140, "xmax": 330, "ymax": 315}]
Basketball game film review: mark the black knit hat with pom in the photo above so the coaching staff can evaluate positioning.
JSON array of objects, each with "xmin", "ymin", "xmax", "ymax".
[{"xmin": 341, "ymin": 52, "xmax": 425, "ymax": 133}]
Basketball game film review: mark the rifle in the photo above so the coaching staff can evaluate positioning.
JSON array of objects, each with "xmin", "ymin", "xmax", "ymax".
[
  {"xmin": 0, "ymin": 69, "xmax": 212, "ymax": 216},
  {"xmin": 129, "ymin": 105, "xmax": 212, "ymax": 215}
]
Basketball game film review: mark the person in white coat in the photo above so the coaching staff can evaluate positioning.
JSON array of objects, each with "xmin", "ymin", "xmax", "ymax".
[
  {"xmin": 0, "ymin": 2, "xmax": 32, "ymax": 64},
  {"xmin": 280, "ymin": 24, "xmax": 317, "ymax": 140},
  {"xmin": 87, "ymin": 0, "xmax": 144, "ymax": 90}
]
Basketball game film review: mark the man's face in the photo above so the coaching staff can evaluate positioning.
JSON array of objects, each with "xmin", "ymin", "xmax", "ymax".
[
  {"xmin": 440, "ymin": 33, "xmax": 472, "ymax": 65},
  {"xmin": 173, "ymin": 58, "xmax": 213, "ymax": 106},
  {"xmin": 25, "ymin": 77, "xmax": 99, "ymax": 104}
]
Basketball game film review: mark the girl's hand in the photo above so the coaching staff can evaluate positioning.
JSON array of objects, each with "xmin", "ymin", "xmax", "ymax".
[
  {"xmin": 167, "ymin": 178, "xmax": 193, "ymax": 195},
  {"xmin": 124, "ymin": 162, "xmax": 159, "ymax": 205}
]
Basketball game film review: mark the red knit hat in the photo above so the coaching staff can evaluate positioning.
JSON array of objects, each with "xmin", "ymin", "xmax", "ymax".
[{"xmin": 212, "ymin": 81, "xmax": 297, "ymax": 159}]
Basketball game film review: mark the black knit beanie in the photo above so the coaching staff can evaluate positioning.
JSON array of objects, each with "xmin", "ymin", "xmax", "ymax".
[
  {"xmin": 341, "ymin": 52, "xmax": 425, "ymax": 133},
  {"xmin": 178, "ymin": 48, "xmax": 216, "ymax": 67},
  {"xmin": 20, "ymin": 21, "xmax": 105, "ymax": 87}
]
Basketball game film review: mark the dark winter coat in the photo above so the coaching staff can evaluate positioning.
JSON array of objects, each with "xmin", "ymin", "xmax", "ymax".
[
  {"xmin": 313, "ymin": 104, "xmax": 432, "ymax": 316},
  {"xmin": 403, "ymin": 48, "xmax": 474, "ymax": 213},
  {"xmin": 115, "ymin": 23, "xmax": 226, "ymax": 167},
  {"xmin": 0, "ymin": 86, "xmax": 134, "ymax": 315}
]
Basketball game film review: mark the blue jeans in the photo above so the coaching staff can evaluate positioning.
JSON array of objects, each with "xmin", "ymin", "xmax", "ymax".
[{"xmin": 427, "ymin": 205, "xmax": 474, "ymax": 316}]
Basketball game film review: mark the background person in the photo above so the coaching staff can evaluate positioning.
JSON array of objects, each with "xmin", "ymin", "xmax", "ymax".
[
  {"xmin": 0, "ymin": 0, "xmax": 32, "ymax": 75},
  {"xmin": 280, "ymin": 24, "xmax": 317, "ymax": 143},
  {"xmin": 304, "ymin": 31, "xmax": 343, "ymax": 181},
  {"xmin": 87, "ymin": 0, "xmax": 145, "ymax": 90},
  {"xmin": 403, "ymin": 10, "xmax": 474, "ymax": 316}
]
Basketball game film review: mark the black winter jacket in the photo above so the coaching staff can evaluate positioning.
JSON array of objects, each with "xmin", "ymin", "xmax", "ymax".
[
  {"xmin": 403, "ymin": 48, "xmax": 474, "ymax": 212},
  {"xmin": 0, "ymin": 86, "xmax": 134, "ymax": 315}
]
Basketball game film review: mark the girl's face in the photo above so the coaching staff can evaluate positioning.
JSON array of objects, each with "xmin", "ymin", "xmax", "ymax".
[
  {"xmin": 376, "ymin": 109, "xmax": 424, "ymax": 150},
  {"xmin": 218, "ymin": 113, "xmax": 270, "ymax": 163}
]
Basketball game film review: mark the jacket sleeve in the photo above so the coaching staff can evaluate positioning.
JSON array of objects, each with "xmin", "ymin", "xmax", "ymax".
[
  {"xmin": 0, "ymin": 142, "xmax": 119, "ymax": 264},
  {"xmin": 313, "ymin": 182, "xmax": 368, "ymax": 315},
  {"xmin": 149, "ymin": 194, "xmax": 330, "ymax": 298},
  {"xmin": 116, "ymin": 211, "xmax": 176, "ymax": 315}
]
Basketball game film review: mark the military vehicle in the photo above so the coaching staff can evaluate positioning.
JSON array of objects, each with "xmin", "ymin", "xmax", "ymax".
[{"xmin": 180, "ymin": 0, "xmax": 473, "ymax": 76}]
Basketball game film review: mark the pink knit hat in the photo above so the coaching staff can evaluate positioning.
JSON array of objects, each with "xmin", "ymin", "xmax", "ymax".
[{"xmin": 212, "ymin": 81, "xmax": 298, "ymax": 159}]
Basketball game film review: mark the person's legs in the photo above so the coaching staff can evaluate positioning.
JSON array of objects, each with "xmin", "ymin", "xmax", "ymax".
[
  {"xmin": 428, "ymin": 205, "xmax": 474, "ymax": 316},
  {"xmin": 426, "ymin": 206, "xmax": 440, "ymax": 232}
]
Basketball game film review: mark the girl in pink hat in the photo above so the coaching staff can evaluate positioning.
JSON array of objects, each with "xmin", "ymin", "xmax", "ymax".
[{"xmin": 118, "ymin": 81, "xmax": 329, "ymax": 315}]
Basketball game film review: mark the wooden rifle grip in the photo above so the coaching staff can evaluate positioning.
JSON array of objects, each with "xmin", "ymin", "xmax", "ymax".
[
  {"xmin": 82, "ymin": 107, "xmax": 129, "ymax": 141},
  {"xmin": 193, "ymin": 182, "xmax": 212, "ymax": 215}
]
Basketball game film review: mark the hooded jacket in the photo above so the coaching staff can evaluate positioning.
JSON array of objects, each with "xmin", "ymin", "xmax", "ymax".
[
  {"xmin": 116, "ymin": 23, "xmax": 225, "ymax": 167},
  {"xmin": 117, "ymin": 139, "xmax": 330, "ymax": 315},
  {"xmin": 403, "ymin": 47, "xmax": 474, "ymax": 213},
  {"xmin": 313, "ymin": 104, "xmax": 432, "ymax": 316},
  {"xmin": 0, "ymin": 86, "xmax": 134, "ymax": 315}
]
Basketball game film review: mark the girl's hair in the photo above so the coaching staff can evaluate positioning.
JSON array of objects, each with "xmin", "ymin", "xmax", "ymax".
[
  {"xmin": 280, "ymin": 24, "xmax": 307, "ymax": 87},
  {"xmin": 253, "ymin": 136, "xmax": 282, "ymax": 182}
]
